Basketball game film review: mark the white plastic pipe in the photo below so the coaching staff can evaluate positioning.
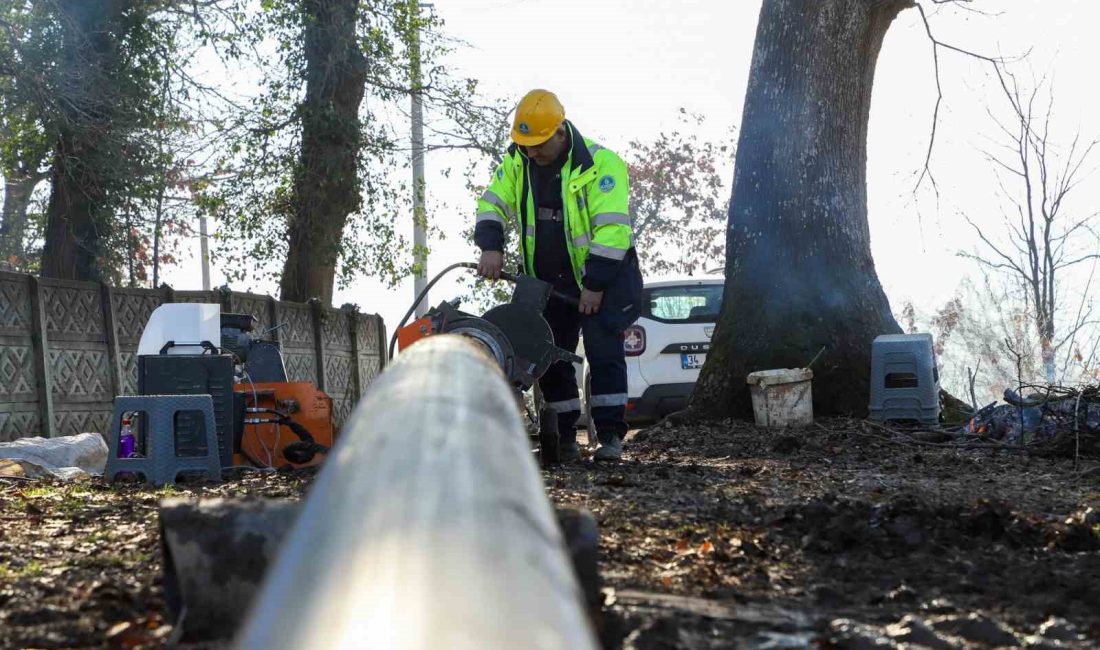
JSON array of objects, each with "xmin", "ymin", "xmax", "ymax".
[{"xmin": 236, "ymin": 335, "xmax": 597, "ymax": 650}]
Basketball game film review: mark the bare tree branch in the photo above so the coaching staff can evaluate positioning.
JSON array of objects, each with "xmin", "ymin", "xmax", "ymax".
[
  {"xmin": 963, "ymin": 67, "xmax": 1100, "ymax": 384},
  {"xmin": 912, "ymin": 1, "xmax": 1027, "ymax": 195},
  {"xmin": 1055, "ymin": 253, "xmax": 1100, "ymax": 270},
  {"xmin": 962, "ymin": 215, "xmax": 1029, "ymax": 277}
]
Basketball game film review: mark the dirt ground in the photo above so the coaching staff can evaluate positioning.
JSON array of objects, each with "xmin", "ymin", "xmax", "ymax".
[
  {"xmin": 557, "ymin": 420, "xmax": 1099, "ymax": 649},
  {"xmin": 1, "ymin": 419, "xmax": 1097, "ymax": 649}
]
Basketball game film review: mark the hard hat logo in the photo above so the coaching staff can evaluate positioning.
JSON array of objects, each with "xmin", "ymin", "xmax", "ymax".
[{"xmin": 511, "ymin": 89, "xmax": 565, "ymax": 146}]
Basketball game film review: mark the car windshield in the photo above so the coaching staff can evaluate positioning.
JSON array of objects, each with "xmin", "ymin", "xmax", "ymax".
[{"xmin": 643, "ymin": 284, "xmax": 723, "ymax": 323}]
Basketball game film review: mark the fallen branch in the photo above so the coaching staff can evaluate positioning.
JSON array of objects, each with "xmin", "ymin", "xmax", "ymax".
[
  {"xmin": 815, "ymin": 420, "xmax": 1034, "ymax": 452},
  {"xmin": 856, "ymin": 419, "xmax": 1033, "ymax": 451}
]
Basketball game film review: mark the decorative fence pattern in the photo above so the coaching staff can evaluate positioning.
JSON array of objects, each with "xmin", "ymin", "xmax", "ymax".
[{"xmin": 0, "ymin": 271, "xmax": 387, "ymax": 441}]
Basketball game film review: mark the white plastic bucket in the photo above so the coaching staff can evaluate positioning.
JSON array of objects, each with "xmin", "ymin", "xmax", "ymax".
[{"xmin": 746, "ymin": 368, "xmax": 814, "ymax": 428}]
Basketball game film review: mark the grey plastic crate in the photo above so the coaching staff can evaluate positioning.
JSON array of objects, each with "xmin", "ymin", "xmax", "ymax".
[
  {"xmin": 105, "ymin": 395, "xmax": 222, "ymax": 486},
  {"xmin": 868, "ymin": 334, "xmax": 940, "ymax": 424}
]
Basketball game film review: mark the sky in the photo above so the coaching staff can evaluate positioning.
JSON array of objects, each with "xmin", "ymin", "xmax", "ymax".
[{"xmin": 157, "ymin": 0, "xmax": 1100, "ymax": 386}]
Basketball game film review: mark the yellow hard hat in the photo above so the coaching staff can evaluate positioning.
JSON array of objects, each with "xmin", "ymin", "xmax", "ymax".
[{"xmin": 511, "ymin": 89, "xmax": 565, "ymax": 146}]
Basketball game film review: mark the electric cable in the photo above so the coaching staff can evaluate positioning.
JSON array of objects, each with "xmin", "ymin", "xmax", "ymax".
[{"xmin": 241, "ymin": 369, "xmax": 274, "ymax": 468}]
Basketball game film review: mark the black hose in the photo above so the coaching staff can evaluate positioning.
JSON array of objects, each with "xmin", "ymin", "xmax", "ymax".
[
  {"xmin": 388, "ymin": 262, "xmax": 479, "ymax": 359},
  {"xmin": 386, "ymin": 262, "xmax": 582, "ymax": 360},
  {"xmin": 243, "ymin": 412, "xmax": 329, "ymax": 465}
]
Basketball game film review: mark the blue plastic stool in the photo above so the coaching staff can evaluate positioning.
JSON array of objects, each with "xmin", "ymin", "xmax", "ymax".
[
  {"xmin": 868, "ymin": 334, "xmax": 941, "ymax": 425},
  {"xmin": 105, "ymin": 395, "xmax": 222, "ymax": 486}
]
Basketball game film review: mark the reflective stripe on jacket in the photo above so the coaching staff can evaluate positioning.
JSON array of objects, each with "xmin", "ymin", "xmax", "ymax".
[{"xmin": 474, "ymin": 120, "xmax": 632, "ymax": 291}]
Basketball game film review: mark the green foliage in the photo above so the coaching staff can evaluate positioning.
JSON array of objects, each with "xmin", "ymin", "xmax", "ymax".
[
  {"xmin": 0, "ymin": 2, "xmax": 52, "ymax": 268},
  {"xmin": 197, "ymin": 0, "xmax": 509, "ymax": 290},
  {"xmin": 0, "ymin": 560, "xmax": 44, "ymax": 579},
  {"xmin": 0, "ymin": 1, "xmax": 180, "ymax": 280},
  {"xmin": 0, "ymin": 0, "xmax": 257, "ymax": 283},
  {"xmin": 0, "ymin": 87, "xmax": 49, "ymax": 182},
  {"xmin": 2, "ymin": 0, "xmax": 508, "ymax": 289}
]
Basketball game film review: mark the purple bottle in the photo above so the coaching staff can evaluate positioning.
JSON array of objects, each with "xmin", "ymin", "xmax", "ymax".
[{"xmin": 118, "ymin": 415, "xmax": 135, "ymax": 458}]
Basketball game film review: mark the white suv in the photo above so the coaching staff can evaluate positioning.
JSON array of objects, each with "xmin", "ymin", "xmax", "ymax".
[{"xmin": 581, "ymin": 275, "xmax": 724, "ymax": 425}]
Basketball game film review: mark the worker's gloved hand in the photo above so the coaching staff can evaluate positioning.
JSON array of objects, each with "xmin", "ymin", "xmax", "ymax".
[
  {"xmin": 579, "ymin": 288, "xmax": 603, "ymax": 315},
  {"xmin": 478, "ymin": 250, "xmax": 504, "ymax": 280}
]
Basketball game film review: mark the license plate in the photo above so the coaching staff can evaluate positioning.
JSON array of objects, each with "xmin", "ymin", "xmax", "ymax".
[{"xmin": 681, "ymin": 353, "xmax": 705, "ymax": 369}]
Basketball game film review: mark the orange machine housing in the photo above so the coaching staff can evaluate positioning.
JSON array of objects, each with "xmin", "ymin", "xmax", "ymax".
[
  {"xmin": 233, "ymin": 381, "xmax": 334, "ymax": 469},
  {"xmin": 396, "ymin": 316, "xmax": 434, "ymax": 351}
]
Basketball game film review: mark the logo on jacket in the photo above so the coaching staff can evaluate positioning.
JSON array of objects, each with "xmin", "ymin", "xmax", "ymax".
[
  {"xmin": 518, "ymin": 122, "xmax": 530, "ymax": 135},
  {"xmin": 704, "ymin": 326, "xmax": 714, "ymax": 338},
  {"xmin": 598, "ymin": 175, "xmax": 615, "ymax": 193},
  {"xmin": 497, "ymin": 168, "xmax": 504, "ymax": 179}
]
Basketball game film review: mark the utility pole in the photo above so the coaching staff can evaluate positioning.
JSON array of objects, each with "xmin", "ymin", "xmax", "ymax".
[
  {"xmin": 410, "ymin": 0, "xmax": 432, "ymax": 316},
  {"xmin": 198, "ymin": 214, "xmax": 211, "ymax": 291}
]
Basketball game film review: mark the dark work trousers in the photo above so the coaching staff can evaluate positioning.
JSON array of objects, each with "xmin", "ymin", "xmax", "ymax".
[
  {"xmin": 536, "ymin": 249, "xmax": 642, "ymax": 446},
  {"xmin": 539, "ymin": 289, "xmax": 628, "ymax": 446}
]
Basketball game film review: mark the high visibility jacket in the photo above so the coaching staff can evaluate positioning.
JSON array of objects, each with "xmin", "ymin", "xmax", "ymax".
[{"xmin": 474, "ymin": 121, "xmax": 633, "ymax": 291}]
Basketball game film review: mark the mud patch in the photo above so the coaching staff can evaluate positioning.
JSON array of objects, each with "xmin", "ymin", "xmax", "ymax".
[{"xmin": 780, "ymin": 495, "xmax": 1099, "ymax": 554}]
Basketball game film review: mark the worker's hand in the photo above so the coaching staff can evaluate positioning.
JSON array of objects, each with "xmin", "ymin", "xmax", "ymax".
[
  {"xmin": 477, "ymin": 250, "xmax": 504, "ymax": 280},
  {"xmin": 579, "ymin": 289, "xmax": 603, "ymax": 315}
]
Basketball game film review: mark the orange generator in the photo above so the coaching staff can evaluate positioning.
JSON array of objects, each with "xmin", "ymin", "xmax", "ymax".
[
  {"xmin": 215, "ymin": 312, "xmax": 333, "ymax": 470},
  {"xmin": 233, "ymin": 381, "xmax": 334, "ymax": 469}
]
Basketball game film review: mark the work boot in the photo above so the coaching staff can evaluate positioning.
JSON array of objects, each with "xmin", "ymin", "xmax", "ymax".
[
  {"xmin": 593, "ymin": 436, "xmax": 622, "ymax": 462},
  {"xmin": 559, "ymin": 440, "xmax": 582, "ymax": 464}
]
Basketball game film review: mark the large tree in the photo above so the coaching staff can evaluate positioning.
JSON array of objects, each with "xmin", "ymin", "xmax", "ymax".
[
  {"xmin": 692, "ymin": 0, "xmax": 913, "ymax": 418},
  {"xmin": 0, "ymin": 2, "xmax": 51, "ymax": 270},
  {"xmin": 2, "ymin": 0, "xmax": 250, "ymax": 283},
  {"xmin": 39, "ymin": 0, "xmax": 163, "ymax": 281},
  {"xmin": 204, "ymin": 0, "xmax": 510, "ymax": 304},
  {"xmin": 0, "ymin": 17, "xmax": 51, "ymax": 270},
  {"xmin": 278, "ymin": 0, "xmax": 367, "ymax": 304}
]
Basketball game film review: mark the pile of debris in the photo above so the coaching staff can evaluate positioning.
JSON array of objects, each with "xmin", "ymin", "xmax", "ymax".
[{"xmin": 961, "ymin": 384, "xmax": 1100, "ymax": 455}]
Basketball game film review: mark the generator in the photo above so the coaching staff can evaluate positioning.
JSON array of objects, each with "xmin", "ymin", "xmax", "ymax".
[
  {"xmin": 137, "ymin": 351, "xmax": 238, "ymax": 469},
  {"xmin": 134, "ymin": 303, "xmax": 331, "ymax": 471},
  {"xmin": 234, "ymin": 381, "xmax": 333, "ymax": 468}
]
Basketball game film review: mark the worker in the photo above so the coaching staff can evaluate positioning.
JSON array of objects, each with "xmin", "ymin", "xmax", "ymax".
[{"xmin": 474, "ymin": 89, "xmax": 642, "ymax": 462}]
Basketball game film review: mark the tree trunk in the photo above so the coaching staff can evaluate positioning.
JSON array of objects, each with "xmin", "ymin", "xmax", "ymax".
[
  {"xmin": 279, "ymin": 0, "xmax": 367, "ymax": 305},
  {"xmin": 692, "ymin": 0, "xmax": 912, "ymax": 419},
  {"xmin": 40, "ymin": 0, "xmax": 121, "ymax": 282},
  {"xmin": 41, "ymin": 139, "xmax": 108, "ymax": 280},
  {"xmin": 0, "ymin": 172, "xmax": 43, "ymax": 266}
]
